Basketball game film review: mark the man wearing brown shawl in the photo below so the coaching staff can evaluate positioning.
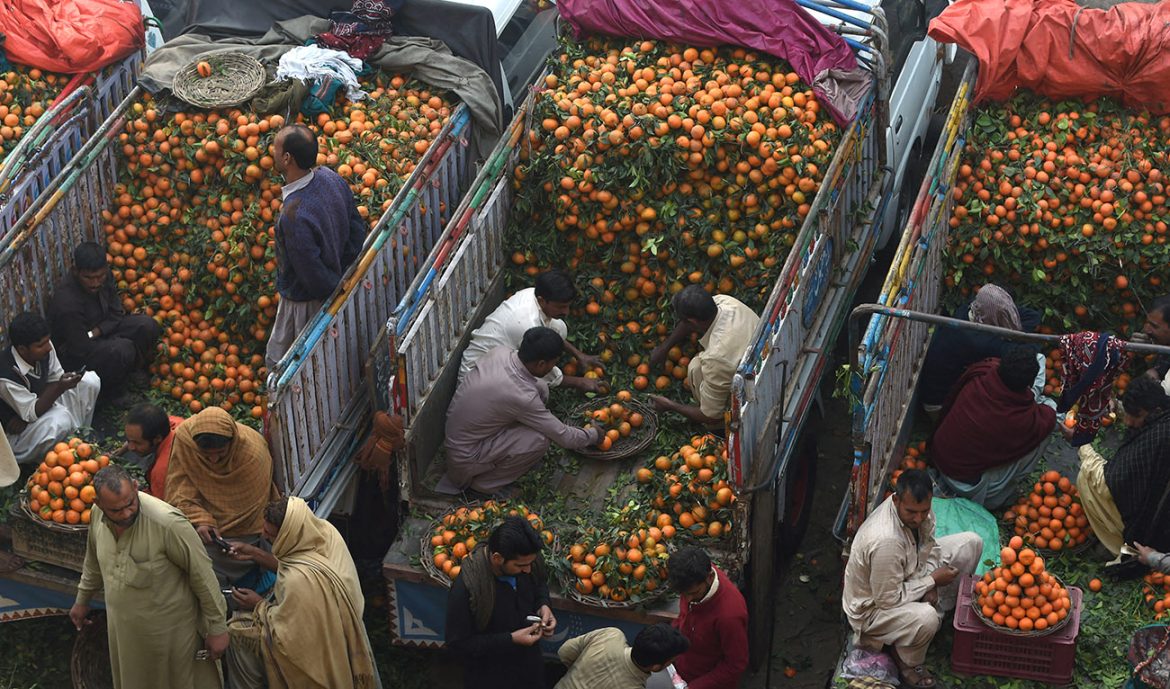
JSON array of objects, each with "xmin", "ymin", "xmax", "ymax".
[
  {"xmin": 226, "ymin": 497, "xmax": 381, "ymax": 689},
  {"xmin": 165, "ymin": 407, "xmax": 281, "ymax": 584},
  {"xmin": 445, "ymin": 516, "xmax": 557, "ymax": 689}
]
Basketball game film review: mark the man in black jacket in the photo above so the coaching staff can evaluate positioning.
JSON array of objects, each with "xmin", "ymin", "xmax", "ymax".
[
  {"xmin": 445, "ymin": 516, "xmax": 557, "ymax": 689},
  {"xmin": 48, "ymin": 242, "xmax": 160, "ymax": 401}
]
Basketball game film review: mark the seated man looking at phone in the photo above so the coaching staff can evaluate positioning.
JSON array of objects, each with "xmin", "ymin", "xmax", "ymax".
[
  {"xmin": 842, "ymin": 470, "xmax": 983, "ymax": 689},
  {"xmin": 165, "ymin": 407, "xmax": 281, "ymax": 587},
  {"xmin": 0, "ymin": 312, "xmax": 100, "ymax": 464}
]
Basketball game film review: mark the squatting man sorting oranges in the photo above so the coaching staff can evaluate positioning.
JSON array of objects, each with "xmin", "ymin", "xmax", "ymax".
[{"xmin": 649, "ymin": 285, "xmax": 760, "ymax": 425}]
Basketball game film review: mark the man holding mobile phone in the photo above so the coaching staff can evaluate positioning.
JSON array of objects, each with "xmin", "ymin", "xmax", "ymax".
[
  {"xmin": 47, "ymin": 242, "xmax": 160, "ymax": 404},
  {"xmin": 0, "ymin": 312, "xmax": 100, "ymax": 464},
  {"xmin": 446, "ymin": 516, "xmax": 556, "ymax": 689},
  {"xmin": 843, "ymin": 470, "xmax": 983, "ymax": 689}
]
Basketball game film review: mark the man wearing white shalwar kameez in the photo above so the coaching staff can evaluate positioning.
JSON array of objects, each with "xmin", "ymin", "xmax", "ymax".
[
  {"xmin": 459, "ymin": 271, "xmax": 602, "ymax": 393},
  {"xmin": 0, "ymin": 312, "xmax": 99, "ymax": 464}
]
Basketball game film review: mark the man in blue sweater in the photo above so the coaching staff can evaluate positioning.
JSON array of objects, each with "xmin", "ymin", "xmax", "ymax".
[{"xmin": 266, "ymin": 124, "xmax": 367, "ymax": 369}]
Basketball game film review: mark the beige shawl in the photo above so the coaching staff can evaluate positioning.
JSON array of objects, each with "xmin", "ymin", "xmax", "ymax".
[
  {"xmin": 246, "ymin": 497, "xmax": 381, "ymax": 689},
  {"xmin": 165, "ymin": 407, "xmax": 280, "ymax": 536}
]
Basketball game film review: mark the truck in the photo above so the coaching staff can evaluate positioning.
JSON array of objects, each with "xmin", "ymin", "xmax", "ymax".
[
  {"xmin": 836, "ymin": 57, "xmax": 1170, "ymax": 686},
  {"xmin": 374, "ymin": 0, "xmax": 958, "ymax": 666}
]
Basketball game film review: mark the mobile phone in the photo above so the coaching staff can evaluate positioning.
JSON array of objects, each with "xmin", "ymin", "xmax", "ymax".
[
  {"xmin": 221, "ymin": 588, "xmax": 234, "ymax": 595},
  {"xmin": 212, "ymin": 535, "xmax": 232, "ymax": 552},
  {"xmin": 525, "ymin": 615, "xmax": 543, "ymax": 625},
  {"xmin": 71, "ymin": 365, "xmax": 87, "ymax": 377},
  {"xmin": 194, "ymin": 650, "xmax": 210, "ymax": 661}
]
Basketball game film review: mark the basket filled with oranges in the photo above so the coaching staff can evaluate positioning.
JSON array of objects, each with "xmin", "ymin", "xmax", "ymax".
[
  {"xmin": 972, "ymin": 537, "xmax": 1077, "ymax": 638},
  {"xmin": 557, "ymin": 525, "xmax": 672, "ymax": 610},
  {"xmin": 420, "ymin": 500, "xmax": 552, "ymax": 587},
  {"xmin": 570, "ymin": 392, "xmax": 657, "ymax": 461},
  {"xmin": 9, "ymin": 438, "xmax": 112, "ymax": 572}
]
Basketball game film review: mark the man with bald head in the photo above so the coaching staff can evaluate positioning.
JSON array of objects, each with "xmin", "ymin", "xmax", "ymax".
[{"xmin": 266, "ymin": 124, "xmax": 368, "ymax": 368}]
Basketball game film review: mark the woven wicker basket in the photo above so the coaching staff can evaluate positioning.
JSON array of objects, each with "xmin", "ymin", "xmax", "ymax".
[
  {"xmin": 418, "ymin": 503, "xmax": 555, "ymax": 588},
  {"xmin": 561, "ymin": 576, "xmax": 669, "ymax": 610},
  {"xmin": 970, "ymin": 575, "xmax": 1075, "ymax": 638},
  {"xmin": 568, "ymin": 397, "xmax": 658, "ymax": 461},
  {"xmin": 8, "ymin": 498, "xmax": 88, "ymax": 572},
  {"xmin": 173, "ymin": 52, "xmax": 267, "ymax": 108},
  {"xmin": 71, "ymin": 611, "xmax": 113, "ymax": 689}
]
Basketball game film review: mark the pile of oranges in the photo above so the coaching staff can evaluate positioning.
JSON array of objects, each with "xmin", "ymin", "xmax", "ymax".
[
  {"xmin": 427, "ymin": 501, "xmax": 548, "ymax": 582},
  {"xmin": 975, "ymin": 536, "xmax": 1074, "ymax": 632},
  {"xmin": 1002, "ymin": 470, "xmax": 1093, "ymax": 551},
  {"xmin": 105, "ymin": 75, "xmax": 456, "ymax": 421},
  {"xmin": 637, "ymin": 434, "xmax": 735, "ymax": 541},
  {"xmin": 0, "ymin": 66, "xmax": 65, "ymax": 155},
  {"xmin": 563, "ymin": 525, "xmax": 670, "ymax": 603},
  {"xmin": 1142, "ymin": 571, "xmax": 1170, "ymax": 621},
  {"xmin": 507, "ymin": 36, "xmax": 840, "ymax": 401},
  {"xmin": 583, "ymin": 391, "xmax": 646, "ymax": 451},
  {"xmin": 890, "ymin": 441, "xmax": 928, "ymax": 487},
  {"xmin": 25, "ymin": 438, "xmax": 111, "ymax": 525}
]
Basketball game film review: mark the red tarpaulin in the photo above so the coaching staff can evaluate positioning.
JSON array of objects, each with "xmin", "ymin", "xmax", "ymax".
[
  {"xmin": 0, "ymin": 0, "xmax": 145, "ymax": 74},
  {"xmin": 928, "ymin": 0, "xmax": 1170, "ymax": 112},
  {"xmin": 557, "ymin": 0, "xmax": 871, "ymax": 126}
]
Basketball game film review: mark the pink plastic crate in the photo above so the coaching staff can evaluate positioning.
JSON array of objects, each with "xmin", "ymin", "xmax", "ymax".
[{"xmin": 951, "ymin": 574, "xmax": 1082, "ymax": 685}]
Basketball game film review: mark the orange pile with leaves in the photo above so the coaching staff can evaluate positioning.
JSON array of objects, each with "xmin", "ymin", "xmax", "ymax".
[
  {"xmin": 427, "ymin": 501, "xmax": 547, "ymax": 581},
  {"xmin": 25, "ymin": 438, "xmax": 110, "ymax": 525},
  {"xmin": 507, "ymin": 36, "xmax": 840, "ymax": 399},
  {"xmin": 105, "ymin": 76, "xmax": 455, "ymax": 422},
  {"xmin": 1003, "ymin": 470, "xmax": 1093, "ymax": 552},
  {"xmin": 0, "ymin": 66, "xmax": 66, "ymax": 158},
  {"xmin": 944, "ymin": 92, "xmax": 1170, "ymax": 333},
  {"xmin": 1142, "ymin": 571, "xmax": 1170, "ymax": 621},
  {"xmin": 975, "ymin": 536, "xmax": 1073, "ymax": 632},
  {"xmin": 583, "ymin": 390, "xmax": 646, "ymax": 450},
  {"xmin": 637, "ymin": 433, "xmax": 735, "ymax": 541},
  {"xmin": 562, "ymin": 525, "xmax": 670, "ymax": 603}
]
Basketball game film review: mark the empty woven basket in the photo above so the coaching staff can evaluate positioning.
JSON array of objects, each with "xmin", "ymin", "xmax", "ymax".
[{"xmin": 173, "ymin": 52, "xmax": 267, "ymax": 109}]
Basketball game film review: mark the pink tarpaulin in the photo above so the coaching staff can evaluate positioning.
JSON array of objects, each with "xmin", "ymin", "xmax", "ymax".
[
  {"xmin": 558, "ymin": 0, "xmax": 871, "ymax": 125},
  {"xmin": 928, "ymin": 0, "xmax": 1170, "ymax": 112},
  {"xmin": 0, "ymin": 0, "xmax": 144, "ymax": 74}
]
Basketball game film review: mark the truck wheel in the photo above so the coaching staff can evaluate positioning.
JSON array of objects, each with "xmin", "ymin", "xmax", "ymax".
[
  {"xmin": 778, "ymin": 431, "xmax": 819, "ymax": 556},
  {"xmin": 746, "ymin": 473, "xmax": 778, "ymax": 671}
]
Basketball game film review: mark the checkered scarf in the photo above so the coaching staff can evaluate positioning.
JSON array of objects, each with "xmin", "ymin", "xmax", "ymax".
[{"xmin": 1058, "ymin": 331, "xmax": 1129, "ymax": 446}]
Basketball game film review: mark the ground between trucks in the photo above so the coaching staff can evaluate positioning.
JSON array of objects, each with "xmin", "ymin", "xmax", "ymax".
[{"xmin": 376, "ymin": 0, "xmax": 956, "ymax": 668}]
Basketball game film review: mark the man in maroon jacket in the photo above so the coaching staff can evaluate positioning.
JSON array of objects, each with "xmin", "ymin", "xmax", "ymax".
[
  {"xmin": 929, "ymin": 345, "xmax": 1056, "ymax": 509},
  {"xmin": 667, "ymin": 547, "xmax": 748, "ymax": 688}
]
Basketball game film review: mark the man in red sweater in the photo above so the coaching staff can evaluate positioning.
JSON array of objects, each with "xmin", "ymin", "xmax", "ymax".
[
  {"xmin": 929, "ymin": 345, "xmax": 1056, "ymax": 509},
  {"xmin": 667, "ymin": 547, "xmax": 749, "ymax": 688}
]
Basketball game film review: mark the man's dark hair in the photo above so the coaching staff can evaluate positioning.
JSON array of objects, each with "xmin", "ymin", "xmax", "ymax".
[
  {"xmin": 667, "ymin": 546, "xmax": 711, "ymax": 591},
  {"xmin": 632, "ymin": 624, "xmax": 690, "ymax": 667},
  {"xmin": 92, "ymin": 465, "xmax": 134, "ymax": 497},
  {"xmin": 1149, "ymin": 295, "xmax": 1170, "ymax": 323},
  {"xmin": 279, "ymin": 124, "xmax": 318, "ymax": 169},
  {"xmin": 126, "ymin": 404, "xmax": 170, "ymax": 442},
  {"xmin": 534, "ymin": 270, "xmax": 577, "ymax": 303},
  {"xmin": 488, "ymin": 516, "xmax": 542, "ymax": 561},
  {"xmin": 9, "ymin": 312, "xmax": 50, "ymax": 348},
  {"xmin": 193, "ymin": 433, "xmax": 232, "ymax": 450},
  {"xmin": 73, "ymin": 242, "xmax": 108, "ymax": 272},
  {"xmin": 264, "ymin": 497, "xmax": 289, "ymax": 529},
  {"xmin": 1122, "ymin": 375, "xmax": 1170, "ymax": 416},
  {"xmin": 895, "ymin": 468, "xmax": 933, "ymax": 503},
  {"xmin": 996, "ymin": 346, "xmax": 1039, "ymax": 393},
  {"xmin": 517, "ymin": 326, "xmax": 563, "ymax": 364},
  {"xmin": 672, "ymin": 285, "xmax": 717, "ymax": 322}
]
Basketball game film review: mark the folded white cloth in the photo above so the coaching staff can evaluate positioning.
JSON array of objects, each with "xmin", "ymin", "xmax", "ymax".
[{"xmin": 276, "ymin": 46, "xmax": 366, "ymax": 101}]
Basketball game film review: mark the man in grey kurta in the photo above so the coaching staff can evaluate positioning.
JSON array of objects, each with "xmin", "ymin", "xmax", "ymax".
[
  {"xmin": 437, "ymin": 327, "xmax": 603, "ymax": 495},
  {"xmin": 71, "ymin": 466, "xmax": 228, "ymax": 689}
]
